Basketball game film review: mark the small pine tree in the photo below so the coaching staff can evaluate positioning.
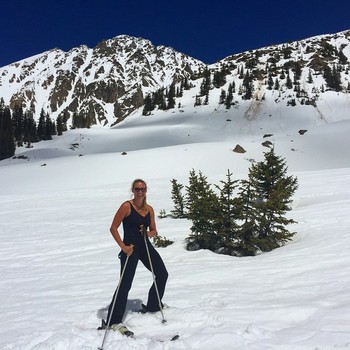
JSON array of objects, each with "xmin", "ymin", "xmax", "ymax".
[
  {"xmin": 219, "ymin": 89, "xmax": 226, "ymax": 105},
  {"xmin": 142, "ymin": 94, "xmax": 154, "ymax": 115},
  {"xmin": 225, "ymin": 83, "xmax": 234, "ymax": 109},
  {"xmin": 213, "ymin": 170, "xmax": 240, "ymax": 249},
  {"xmin": 245, "ymin": 148, "xmax": 298, "ymax": 252},
  {"xmin": 307, "ymin": 69, "xmax": 313, "ymax": 83},
  {"xmin": 185, "ymin": 170, "xmax": 220, "ymax": 250},
  {"xmin": 170, "ymin": 179, "xmax": 186, "ymax": 218},
  {"xmin": 267, "ymin": 74, "xmax": 274, "ymax": 90}
]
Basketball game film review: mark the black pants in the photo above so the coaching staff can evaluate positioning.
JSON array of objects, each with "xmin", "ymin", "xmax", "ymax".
[{"xmin": 106, "ymin": 240, "xmax": 168, "ymax": 325}]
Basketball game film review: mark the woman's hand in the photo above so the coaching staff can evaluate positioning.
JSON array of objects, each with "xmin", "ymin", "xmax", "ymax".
[
  {"xmin": 147, "ymin": 230, "xmax": 157, "ymax": 238},
  {"xmin": 122, "ymin": 244, "xmax": 134, "ymax": 256}
]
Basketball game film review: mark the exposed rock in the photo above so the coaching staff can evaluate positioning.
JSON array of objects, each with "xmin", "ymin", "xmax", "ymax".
[{"xmin": 233, "ymin": 144, "xmax": 246, "ymax": 153}]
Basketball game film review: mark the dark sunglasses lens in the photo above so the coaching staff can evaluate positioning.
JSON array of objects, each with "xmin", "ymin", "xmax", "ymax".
[{"xmin": 134, "ymin": 187, "xmax": 146, "ymax": 192}]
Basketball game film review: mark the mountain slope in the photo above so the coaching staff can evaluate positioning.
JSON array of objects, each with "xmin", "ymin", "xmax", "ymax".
[
  {"xmin": 1, "ymin": 30, "xmax": 350, "ymax": 130},
  {"xmin": 0, "ymin": 35, "xmax": 205, "ymax": 125}
]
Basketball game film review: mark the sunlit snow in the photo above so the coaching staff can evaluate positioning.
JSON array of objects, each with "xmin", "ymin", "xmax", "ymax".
[{"xmin": 1, "ymin": 101, "xmax": 350, "ymax": 349}]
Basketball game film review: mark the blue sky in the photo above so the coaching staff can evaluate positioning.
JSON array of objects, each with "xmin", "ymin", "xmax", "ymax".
[{"xmin": 1, "ymin": 0, "xmax": 350, "ymax": 67}]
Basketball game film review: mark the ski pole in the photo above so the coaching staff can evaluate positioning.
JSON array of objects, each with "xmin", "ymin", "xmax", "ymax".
[
  {"xmin": 98, "ymin": 244, "xmax": 134, "ymax": 350},
  {"xmin": 140, "ymin": 225, "xmax": 167, "ymax": 323}
]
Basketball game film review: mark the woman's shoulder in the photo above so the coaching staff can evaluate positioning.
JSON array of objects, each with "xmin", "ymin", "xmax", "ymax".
[
  {"xmin": 119, "ymin": 201, "xmax": 132, "ymax": 214},
  {"xmin": 146, "ymin": 203, "xmax": 154, "ymax": 213}
]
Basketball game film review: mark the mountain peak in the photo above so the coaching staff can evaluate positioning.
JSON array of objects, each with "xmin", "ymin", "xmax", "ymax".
[{"xmin": 0, "ymin": 29, "xmax": 349, "ymax": 129}]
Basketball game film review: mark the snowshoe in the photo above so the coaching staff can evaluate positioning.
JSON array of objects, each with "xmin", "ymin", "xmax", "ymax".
[{"xmin": 110, "ymin": 323, "xmax": 134, "ymax": 337}]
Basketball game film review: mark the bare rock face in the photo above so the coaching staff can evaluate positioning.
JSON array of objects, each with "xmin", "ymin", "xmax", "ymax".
[{"xmin": 233, "ymin": 144, "xmax": 246, "ymax": 153}]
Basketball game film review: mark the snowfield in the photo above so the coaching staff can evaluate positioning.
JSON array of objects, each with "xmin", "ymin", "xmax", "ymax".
[{"xmin": 1, "ymin": 103, "xmax": 350, "ymax": 350}]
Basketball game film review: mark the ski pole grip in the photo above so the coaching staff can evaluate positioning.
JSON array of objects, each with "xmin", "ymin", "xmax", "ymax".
[{"xmin": 139, "ymin": 225, "xmax": 146, "ymax": 236}]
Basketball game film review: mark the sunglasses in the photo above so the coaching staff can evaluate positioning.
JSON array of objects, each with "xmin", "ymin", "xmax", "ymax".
[{"xmin": 134, "ymin": 187, "xmax": 147, "ymax": 192}]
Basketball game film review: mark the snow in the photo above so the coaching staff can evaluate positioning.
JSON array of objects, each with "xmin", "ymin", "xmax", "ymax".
[{"xmin": 1, "ymin": 103, "xmax": 350, "ymax": 350}]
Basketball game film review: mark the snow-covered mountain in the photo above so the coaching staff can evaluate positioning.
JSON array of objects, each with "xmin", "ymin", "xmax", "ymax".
[
  {"xmin": 1, "ymin": 30, "xmax": 350, "ymax": 129},
  {"xmin": 0, "ymin": 35, "xmax": 205, "ymax": 126}
]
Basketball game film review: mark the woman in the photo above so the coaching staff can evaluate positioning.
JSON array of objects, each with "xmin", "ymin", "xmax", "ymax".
[{"xmin": 104, "ymin": 179, "xmax": 168, "ymax": 336}]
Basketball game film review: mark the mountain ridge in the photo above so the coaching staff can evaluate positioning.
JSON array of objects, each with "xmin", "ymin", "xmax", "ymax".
[{"xmin": 0, "ymin": 29, "xmax": 350, "ymax": 129}]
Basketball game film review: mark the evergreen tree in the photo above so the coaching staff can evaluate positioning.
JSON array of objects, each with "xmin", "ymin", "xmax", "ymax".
[
  {"xmin": 245, "ymin": 148, "xmax": 298, "ymax": 252},
  {"xmin": 213, "ymin": 170, "xmax": 240, "ymax": 249},
  {"xmin": 23, "ymin": 109, "xmax": 39, "ymax": 146},
  {"xmin": 323, "ymin": 64, "xmax": 342, "ymax": 91},
  {"xmin": 56, "ymin": 115, "xmax": 63, "ymax": 136},
  {"xmin": 213, "ymin": 66, "xmax": 227, "ymax": 88},
  {"xmin": 307, "ymin": 69, "xmax": 313, "ymax": 83},
  {"xmin": 219, "ymin": 89, "xmax": 226, "ymax": 105},
  {"xmin": 338, "ymin": 50, "xmax": 348, "ymax": 65},
  {"xmin": 142, "ymin": 94, "xmax": 154, "ymax": 115},
  {"xmin": 199, "ymin": 67, "xmax": 211, "ymax": 97},
  {"xmin": 234, "ymin": 179, "xmax": 261, "ymax": 255},
  {"xmin": 186, "ymin": 170, "xmax": 220, "ymax": 250},
  {"xmin": 167, "ymin": 83, "xmax": 176, "ymax": 109},
  {"xmin": 274, "ymin": 78, "xmax": 280, "ymax": 90},
  {"xmin": 12, "ymin": 105, "xmax": 24, "ymax": 146},
  {"xmin": 225, "ymin": 83, "xmax": 234, "ymax": 109},
  {"xmin": 267, "ymin": 74, "xmax": 274, "ymax": 90},
  {"xmin": 0, "ymin": 99, "xmax": 16, "ymax": 160},
  {"xmin": 194, "ymin": 95, "xmax": 202, "ymax": 106},
  {"xmin": 182, "ymin": 77, "xmax": 191, "ymax": 90},
  {"xmin": 286, "ymin": 71, "xmax": 293, "ymax": 89},
  {"xmin": 37, "ymin": 109, "xmax": 47, "ymax": 139},
  {"xmin": 45, "ymin": 115, "xmax": 53, "ymax": 140},
  {"xmin": 170, "ymin": 179, "xmax": 186, "ymax": 218},
  {"xmin": 242, "ymin": 71, "xmax": 253, "ymax": 99}
]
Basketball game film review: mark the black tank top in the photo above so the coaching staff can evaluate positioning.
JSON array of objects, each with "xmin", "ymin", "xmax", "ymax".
[{"xmin": 122, "ymin": 201, "xmax": 151, "ymax": 247}]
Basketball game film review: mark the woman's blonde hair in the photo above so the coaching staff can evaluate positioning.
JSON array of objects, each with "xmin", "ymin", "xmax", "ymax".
[{"xmin": 131, "ymin": 178, "xmax": 148, "ymax": 211}]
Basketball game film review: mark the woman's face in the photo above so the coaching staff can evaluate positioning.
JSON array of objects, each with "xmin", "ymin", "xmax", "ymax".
[{"xmin": 132, "ymin": 181, "xmax": 147, "ymax": 197}]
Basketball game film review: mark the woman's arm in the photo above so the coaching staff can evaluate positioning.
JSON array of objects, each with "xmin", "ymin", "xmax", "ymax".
[
  {"xmin": 110, "ymin": 202, "xmax": 134, "ymax": 256},
  {"xmin": 147, "ymin": 205, "xmax": 158, "ymax": 238}
]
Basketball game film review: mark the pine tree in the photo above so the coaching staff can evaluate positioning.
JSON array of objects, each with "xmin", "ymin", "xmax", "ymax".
[
  {"xmin": 307, "ymin": 69, "xmax": 313, "ymax": 83},
  {"xmin": 56, "ymin": 115, "xmax": 63, "ymax": 136},
  {"xmin": 286, "ymin": 71, "xmax": 293, "ymax": 89},
  {"xmin": 23, "ymin": 109, "xmax": 39, "ymax": 146},
  {"xmin": 219, "ymin": 89, "xmax": 226, "ymax": 105},
  {"xmin": 213, "ymin": 66, "xmax": 227, "ymax": 88},
  {"xmin": 213, "ymin": 170, "xmax": 240, "ymax": 250},
  {"xmin": 12, "ymin": 105, "xmax": 24, "ymax": 146},
  {"xmin": 245, "ymin": 148, "xmax": 298, "ymax": 252},
  {"xmin": 225, "ymin": 83, "xmax": 234, "ymax": 109},
  {"xmin": 232, "ymin": 179, "xmax": 259, "ymax": 255},
  {"xmin": 185, "ymin": 170, "xmax": 220, "ymax": 250},
  {"xmin": 170, "ymin": 179, "xmax": 186, "ymax": 218},
  {"xmin": 37, "ymin": 109, "xmax": 47, "ymax": 139},
  {"xmin": 167, "ymin": 83, "xmax": 176, "ymax": 109},
  {"xmin": 0, "ymin": 99, "xmax": 15, "ymax": 160},
  {"xmin": 267, "ymin": 74, "xmax": 274, "ymax": 90},
  {"xmin": 142, "ymin": 94, "xmax": 153, "ymax": 115},
  {"xmin": 45, "ymin": 115, "xmax": 53, "ymax": 140},
  {"xmin": 242, "ymin": 71, "xmax": 253, "ymax": 99}
]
